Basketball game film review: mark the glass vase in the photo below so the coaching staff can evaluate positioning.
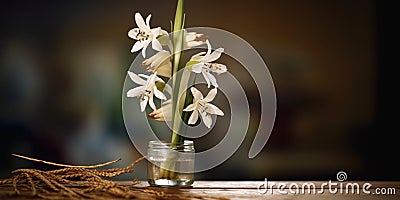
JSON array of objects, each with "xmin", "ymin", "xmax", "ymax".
[{"xmin": 147, "ymin": 140, "xmax": 195, "ymax": 187}]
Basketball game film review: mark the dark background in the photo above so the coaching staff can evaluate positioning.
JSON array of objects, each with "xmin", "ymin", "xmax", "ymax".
[{"xmin": 0, "ymin": 0, "xmax": 396, "ymax": 181}]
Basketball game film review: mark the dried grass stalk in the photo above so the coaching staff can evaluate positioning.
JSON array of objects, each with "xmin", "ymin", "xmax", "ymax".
[
  {"xmin": 0, "ymin": 154, "xmax": 227, "ymax": 200},
  {"xmin": 1, "ymin": 154, "xmax": 145, "ymax": 199}
]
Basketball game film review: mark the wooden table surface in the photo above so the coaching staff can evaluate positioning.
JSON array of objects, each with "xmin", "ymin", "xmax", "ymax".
[{"xmin": 1, "ymin": 181, "xmax": 399, "ymax": 199}]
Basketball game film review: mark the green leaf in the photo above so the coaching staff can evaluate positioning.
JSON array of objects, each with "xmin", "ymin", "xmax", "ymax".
[
  {"xmin": 173, "ymin": 0, "xmax": 184, "ymax": 33},
  {"xmin": 171, "ymin": 0, "xmax": 186, "ymax": 146}
]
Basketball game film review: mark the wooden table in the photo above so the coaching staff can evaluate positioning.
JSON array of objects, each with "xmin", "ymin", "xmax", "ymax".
[{"xmin": 1, "ymin": 181, "xmax": 399, "ymax": 199}]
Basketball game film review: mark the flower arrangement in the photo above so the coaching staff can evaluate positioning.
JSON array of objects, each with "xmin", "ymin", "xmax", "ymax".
[
  {"xmin": 126, "ymin": 0, "xmax": 226, "ymax": 143},
  {"xmin": 125, "ymin": 0, "xmax": 227, "ymax": 186}
]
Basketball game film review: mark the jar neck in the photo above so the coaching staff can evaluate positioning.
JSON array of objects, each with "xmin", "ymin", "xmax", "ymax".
[{"xmin": 148, "ymin": 140, "xmax": 194, "ymax": 150}]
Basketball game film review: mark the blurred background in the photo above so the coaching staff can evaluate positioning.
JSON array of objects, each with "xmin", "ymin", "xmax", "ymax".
[{"xmin": 1, "ymin": 0, "xmax": 396, "ymax": 181}]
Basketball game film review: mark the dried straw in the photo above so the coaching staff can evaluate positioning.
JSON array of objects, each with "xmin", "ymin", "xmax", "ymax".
[{"xmin": 0, "ymin": 154, "xmax": 227, "ymax": 199}]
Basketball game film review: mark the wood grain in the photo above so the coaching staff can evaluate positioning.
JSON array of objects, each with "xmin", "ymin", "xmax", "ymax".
[{"xmin": 1, "ymin": 181, "xmax": 399, "ymax": 199}]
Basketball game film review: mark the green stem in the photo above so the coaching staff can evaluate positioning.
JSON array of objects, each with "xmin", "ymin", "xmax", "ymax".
[
  {"xmin": 171, "ymin": 0, "xmax": 185, "ymax": 146},
  {"xmin": 159, "ymin": 0, "xmax": 195, "ymax": 181}
]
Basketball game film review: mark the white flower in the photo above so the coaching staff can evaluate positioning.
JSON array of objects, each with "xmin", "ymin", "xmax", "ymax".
[
  {"xmin": 148, "ymin": 99, "xmax": 172, "ymax": 121},
  {"xmin": 128, "ymin": 12, "xmax": 168, "ymax": 58},
  {"xmin": 141, "ymin": 48, "xmax": 172, "ymax": 78},
  {"xmin": 127, "ymin": 71, "xmax": 167, "ymax": 112},
  {"xmin": 183, "ymin": 87, "xmax": 224, "ymax": 128},
  {"xmin": 185, "ymin": 31, "xmax": 206, "ymax": 48},
  {"xmin": 141, "ymin": 31, "xmax": 205, "ymax": 78},
  {"xmin": 187, "ymin": 40, "xmax": 227, "ymax": 88}
]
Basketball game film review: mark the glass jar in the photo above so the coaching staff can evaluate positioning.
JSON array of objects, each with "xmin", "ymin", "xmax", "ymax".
[{"xmin": 147, "ymin": 140, "xmax": 195, "ymax": 187}]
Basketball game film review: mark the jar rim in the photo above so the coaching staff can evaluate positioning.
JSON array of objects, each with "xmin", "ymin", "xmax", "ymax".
[
  {"xmin": 148, "ymin": 140, "xmax": 194, "ymax": 148},
  {"xmin": 149, "ymin": 140, "xmax": 193, "ymax": 144}
]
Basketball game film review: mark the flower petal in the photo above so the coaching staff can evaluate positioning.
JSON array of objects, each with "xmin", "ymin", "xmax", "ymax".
[
  {"xmin": 148, "ymin": 111, "xmax": 165, "ymax": 121},
  {"xmin": 127, "ymin": 86, "xmax": 144, "ymax": 97},
  {"xmin": 190, "ymin": 52, "xmax": 206, "ymax": 61},
  {"xmin": 128, "ymin": 71, "xmax": 146, "ymax": 85},
  {"xmin": 208, "ymin": 63, "xmax": 227, "ymax": 74},
  {"xmin": 185, "ymin": 31, "xmax": 196, "ymax": 41},
  {"xmin": 135, "ymin": 13, "xmax": 149, "ymax": 31},
  {"xmin": 145, "ymin": 14, "xmax": 152, "ymax": 27},
  {"xmin": 186, "ymin": 41, "xmax": 205, "ymax": 48},
  {"xmin": 148, "ymin": 100, "xmax": 172, "ymax": 121},
  {"xmin": 142, "ymin": 57, "xmax": 156, "ymax": 67},
  {"xmin": 206, "ymin": 39, "xmax": 212, "ymax": 56},
  {"xmin": 137, "ymin": 74, "xmax": 149, "ymax": 79},
  {"xmin": 148, "ymin": 95, "xmax": 156, "ymax": 110},
  {"xmin": 188, "ymin": 110, "xmax": 199, "ymax": 125},
  {"xmin": 204, "ymin": 48, "xmax": 224, "ymax": 63},
  {"xmin": 149, "ymin": 53, "xmax": 165, "ymax": 68},
  {"xmin": 153, "ymin": 86, "xmax": 167, "ymax": 100},
  {"xmin": 151, "ymin": 27, "xmax": 161, "ymax": 38},
  {"xmin": 131, "ymin": 41, "xmax": 144, "ymax": 53},
  {"xmin": 184, "ymin": 32, "xmax": 205, "ymax": 48},
  {"xmin": 205, "ymin": 71, "xmax": 218, "ymax": 88},
  {"xmin": 155, "ymin": 76, "xmax": 165, "ymax": 83},
  {"xmin": 152, "ymin": 39, "xmax": 163, "ymax": 52},
  {"xmin": 140, "ymin": 96, "xmax": 148, "ymax": 112},
  {"xmin": 160, "ymin": 29, "xmax": 169, "ymax": 36},
  {"xmin": 147, "ymin": 72, "xmax": 158, "ymax": 86},
  {"xmin": 203, "ymin": 88, "xmax": 217, "ymax": 102},
  {"xmin": 183, "ymin": 103, "xmax": 196, "ymax": 112},
  {"xmin": 191, "ymin": 63, "xmax": 203, "ymax": 73},
  {"xmin": 142, "ymin": 50, "xmax": 169, "ymax": 68},
  {"xmin": 141, "ymin": 42, "xmax": 150, "ymax": 58},
  {"xmin": 201, "ymin": 71, "xmax": 211, "ymax": 88},
  {"xmin": 200, "ymin": 111, "xmax": 212, "ymax": 128},
  {"xmin": 128, "ymin": 28, "xmax": 140, "ymax": 39},
  {"xmin": 206, "ymin": 103, "xmax": 224, "ymax": 116},
  {"xmin": 190, "ymin": 87, "xmax": 203, "ymax": 101}
]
